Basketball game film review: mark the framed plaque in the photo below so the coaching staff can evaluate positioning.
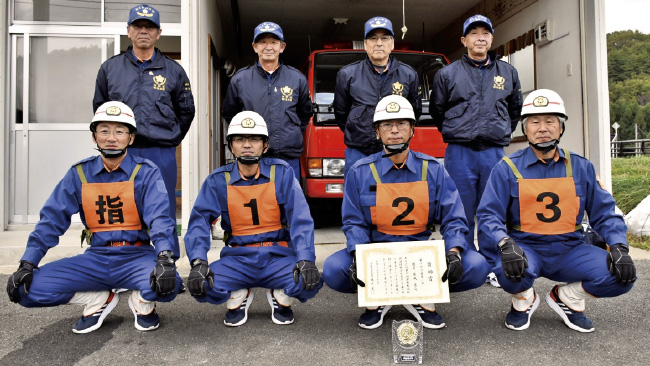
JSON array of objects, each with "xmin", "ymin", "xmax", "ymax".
[{"xmin": 356, "ymin": 240, "xmax": 449, "ymax": 307}]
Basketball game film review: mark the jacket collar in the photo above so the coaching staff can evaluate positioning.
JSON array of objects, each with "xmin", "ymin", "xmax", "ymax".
[
  {"xmin": 522, "ymin": 146, "xmax": 566, "ymax": 168},
  {"xmin": 89, "ymin": 152, "xmax": 136, "ymax": 177},
  {"xmin": 255, "ymin": 61, "xmax": 283, "ymax": 76},
  {"xmin": 225, "ymin": 158, "xmax": 273, "ymax": 184},
  {"xmin": 364, "ymin": 55, "xmax": 396, "ymax": 74},
  {"xmin": 376, "ymin": 149, "xmax": 418, "ymax": 175},
  {"xmin": 125, "ymin": 45, "xmax": 164, "ymax": 68},
  {"xmin": 462, "ymin": 50, "xmax": 498, "ymax": 67}
]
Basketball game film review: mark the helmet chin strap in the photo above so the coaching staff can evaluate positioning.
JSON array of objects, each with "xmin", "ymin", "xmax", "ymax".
[
  {"xmin": 236, "ymin": 156, "xmax": 262, "ymax": 165},
  {"xmin": 529, "ymin": 139, "xmax": 559, "ymax": 154},
  {"xmin": 95, "ymin": 146, "xmax": 127, "ymax": 159},
  {"xmin": 381, "ymin": 135, "xmax": 412, "ymax": 158}
]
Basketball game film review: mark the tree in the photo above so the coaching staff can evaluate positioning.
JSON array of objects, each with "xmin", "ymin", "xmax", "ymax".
[{"xmin": 608, "ymin": 30, "xmax": 650, "ymax": 141}]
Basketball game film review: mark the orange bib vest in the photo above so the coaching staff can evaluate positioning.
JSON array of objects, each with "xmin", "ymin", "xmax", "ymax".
[
  {"xmin": 77, "ymin": 163, "xmax": 143, "ymax": 233},
  {"xmin": 502, "ymin": 149, "xmax": 581, "ymax": 235},
  {"xmin": 225, "ymin": 165, "xmax": 283, "ymax": 236},
  {"xmin": 368, "ymin": 160, "xmax": 431, "ymax": 235}
]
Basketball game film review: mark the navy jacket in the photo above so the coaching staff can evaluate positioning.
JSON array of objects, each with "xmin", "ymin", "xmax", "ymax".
[
  {"xmin": 93, "ymin": 46, "xmax": 196, "ymax": 148},
  {"xmin": 334, "ymin": 56, "xmax": 422, "ymax": 155},
  {"xmin": 222, "ymin": 63, "xmax": 313, "ymax": 159},
  {"xmin": 431, "ymin": 52, "xmax": 522, "ymax": 148}
]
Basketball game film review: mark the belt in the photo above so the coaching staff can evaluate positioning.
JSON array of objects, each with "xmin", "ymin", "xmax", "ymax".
[
  {"xmin": 231, "ymin": 241, "xmax": 289, "ymax": 248},
  {"xmin": 106, "ymin": 240, "xmax": 150, "ymax": 247}
]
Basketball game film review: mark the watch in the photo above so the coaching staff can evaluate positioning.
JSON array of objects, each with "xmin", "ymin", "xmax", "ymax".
[
  {"xmin": 157, "ymin": 250, "xmax": 174, "ymax": 263},
  {"xmin": 191, "ymin": 258, "xmax": 208, "ymax": 267}
]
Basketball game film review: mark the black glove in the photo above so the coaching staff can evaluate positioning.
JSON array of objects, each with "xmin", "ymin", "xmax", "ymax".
[
  {"xmin": 150, "ymin": 251, "xmax": 177, "ymax": 297},
  {"xmin": 499, "ymin": 238, "xmax": 528, "ymax": 282},
  {"xmin": 607, "ymin": 244, "xmax": 636, "ymax": 285},
  {"xmin": 293, "ymin": 260, "xmax": 321, "ymax": 291},
  {"xmin": 7, "ymin": 261, "xmax": 36, "ymax": 303},
  {"xmin": 187, "ymin": 259, "xmax": 214, "ymax": 297},
  {"xmin": 441, "ymin": 250, "xmax": 463, "ymax": 285},
  {"xmin": 349, "ymin": 252, "xmax": 366, "ymax": 288}
]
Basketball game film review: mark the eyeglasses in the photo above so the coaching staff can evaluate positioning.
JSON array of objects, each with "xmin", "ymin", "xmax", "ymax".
[
  {"xmin": 366, "ymin": 35, "xmax": 393, "ymax": 43},
  {"xmin": 231, "ymin": 136, "xmax": 264, "ymax": 143},
  {"xmin": 96, "ymin": 129, "xmax": 130, "ymax": 137},
  {"xmin": 377, "ymin": 121, "xmax": 411, "ymax": 131}
]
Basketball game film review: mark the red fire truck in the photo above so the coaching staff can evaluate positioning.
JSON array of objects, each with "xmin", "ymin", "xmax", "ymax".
[{"xmin": 300, "ymin": 48, "xmax": 449, "ymax": 201}]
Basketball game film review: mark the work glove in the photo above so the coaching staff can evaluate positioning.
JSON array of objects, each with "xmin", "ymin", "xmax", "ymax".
[
  {"xmin": 349, "ymin": 251, "xmax": 366, "ymax": 288},
  {"xmin": 187, "ymin": 259, "xmax": 214, "ymax": 297},
  {"xmin": 499, "ymin": 238, "xmax": 528, "ymax": 282},
  {"xmin": 7, "ymin": 261, "xmax": 36, "ymax": 303},
  {"xmin": 441, "ymin": 250, "xmax": 463, "ymax": 285},
  {"xmin": 293, "ymin": 260, "xmax": 321, "ymax": 291},
  {"xmin": 150, "ymin": 250, "xmax": 177, "ymax": 297},
  {"xmin": 607, "ymin": 244, "xmax": 636, "ymax": 285}
]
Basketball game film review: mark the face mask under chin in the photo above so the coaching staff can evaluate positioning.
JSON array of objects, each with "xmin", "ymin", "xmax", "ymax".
[
  {"xmin": 96, "ymin": 147, "xmax": 127, "ymax": 159},
  {"xmin": 237, "ymin": 156, "xmax": 262, "ymax": 165},
  {"xmin": 529, "ymin": 139, "xmax": 559, "ymax": 154}
]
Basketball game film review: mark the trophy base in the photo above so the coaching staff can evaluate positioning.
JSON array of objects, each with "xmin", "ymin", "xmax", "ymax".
[{"xmin": 392, "ymin": 320, "xmax": 423, "ymax": 364}]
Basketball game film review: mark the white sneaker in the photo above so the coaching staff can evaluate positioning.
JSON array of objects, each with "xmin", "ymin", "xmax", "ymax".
[{"xmin": 486, "ymin": 272, "xmax": 501, "ymax": 288}]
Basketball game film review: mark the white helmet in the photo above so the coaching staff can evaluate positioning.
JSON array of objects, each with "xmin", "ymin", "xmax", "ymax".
[
  {"xmin": 521, "ymin": 89, "xmax": 567, "ymax": 120},
  {"xmin": 91, "ymin": 101, "xmax": 137, "ymax": 132},
  {"xmin": 373, "ymin": 95, "xmax": 416, "ymax": 125},
  {"xmin": 227, "ymin": 111, "xmax": 268, "ymax": 140}
]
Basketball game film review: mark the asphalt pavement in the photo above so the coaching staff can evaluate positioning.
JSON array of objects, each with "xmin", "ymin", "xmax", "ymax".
[{"xmin": 1, "ymin": 239, "xmax": 649, "ymax": 365}]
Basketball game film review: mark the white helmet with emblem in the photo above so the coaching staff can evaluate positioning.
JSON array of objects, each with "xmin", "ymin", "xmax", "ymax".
[
  {"xmin": 227, "ymin": 111, "xmax": 269, "ymax": 140},
  {"xmin": 373, "ymin": 95, "xmax": 416, "ymax": 125},
  {"xmin": 521, "ymin": 89, "xmax": 567, "ymax": 120},
  {"xmin": 91, "ymin": 101, "xmax": 137, "ymax": 132}
]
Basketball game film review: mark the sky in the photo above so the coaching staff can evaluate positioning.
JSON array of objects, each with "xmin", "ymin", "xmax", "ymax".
[{"xmin": 605, "ymin": 0, "xmax": 650, "ymax": 34}]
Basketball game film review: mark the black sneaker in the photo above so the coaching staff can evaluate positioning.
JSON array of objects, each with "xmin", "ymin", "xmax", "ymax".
[
  {"xmin": 128, "ymin": 295, "xmax": 160, "ymax": 331},
  {"xmin": 546, "ymin": 285, "xmax": 595, "ymax": 332},
  {"xmin": 404, "ymin": 304, "xmax": 446, "ymax": 329},
  {"xmin": 224, "ymin": 289, "xmax": 254, "ymax": 327},
  {"xmin": 266, "ymin": 290, "xmax": 294, "ymax": 325},
  {"xmin": 72, "ymin": 292, "xmax": 119, "ymax": 334},
  {"xmin": 505, "ymin": 292, "xmax": 540, "ymax": 331},
  {"xmin": 358, "ymin": 305, "xmax": 392, "ymax": 329}
]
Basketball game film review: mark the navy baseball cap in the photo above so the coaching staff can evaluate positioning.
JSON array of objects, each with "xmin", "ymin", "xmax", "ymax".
[
  {"xmin": 128, "ymin": 4, "xmax": 160, "ymax": 28},
  {"xmin": 364, "ymin": 17, "xmax": 394, "ymax": 39},
  {"xmin": 462, "ymin": 14, "xmax": 493, "ymax": 36},
  {"xmin": 253, "ymin": 22, "xmax": 284, "ymax": 42}
]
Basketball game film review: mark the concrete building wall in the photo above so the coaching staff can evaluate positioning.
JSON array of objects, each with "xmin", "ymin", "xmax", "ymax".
[
  {"xmin": 0, "ymin": 0, "xmax": 7, "ymax": 230},
  {"xmin": 182, "ymin": 0, "xmax": 227, "ymax": 236}
]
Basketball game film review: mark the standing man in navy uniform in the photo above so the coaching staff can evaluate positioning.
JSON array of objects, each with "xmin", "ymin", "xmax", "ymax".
[
  {"xmin": 6, "ymin": 102, "xmax": 181, "ymax": 334},
  {"xmin": 431, "ymin": 15, "xmax": 522, "ymax": 286},
  {"xmin": 93, "ymin": 4, "xmax": 196, "ymax": 255},
  {"xmin": 184, "ymin": 111, "xmax": 322, "ymax": 326},
  {"xmin": 323, "ymin": 96, "xmax": 489, "ymax": 329},
  {"xmin": 335, "ymin": 17, "xmax": 422, "ymax": 176},
  {"xmin": 223, "ymin": 22, "xmax": 313, "ymax": 177},
  {"xmin": 477, "ymin": 89, "xmax": 635, "ymax": 332}
]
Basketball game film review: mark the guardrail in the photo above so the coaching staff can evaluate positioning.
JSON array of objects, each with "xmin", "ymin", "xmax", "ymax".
[{"xmin": 611, "ymin": 139, "xmax": 650, "ymax": 158}]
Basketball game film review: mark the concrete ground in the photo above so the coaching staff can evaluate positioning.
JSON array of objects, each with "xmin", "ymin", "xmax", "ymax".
[{"xmin": 0, "ymin": 227, "xmax": 649, "ymax": 365}]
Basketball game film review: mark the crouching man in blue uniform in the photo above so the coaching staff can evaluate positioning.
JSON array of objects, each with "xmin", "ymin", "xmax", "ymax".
[
  {"xmin": 477, "ymin": 89, "xmax": 636, "ymax": 333},
  {"xmin": 323, "ymin": 95, "xmax": 489, "ymax": 329},
  {"xmin": 184, "ymin": 111, "xmax": 323, "ymax": 326},
  {"xmin": 6, "ymin": 101, "xmax": 182, "ymax": 334}
]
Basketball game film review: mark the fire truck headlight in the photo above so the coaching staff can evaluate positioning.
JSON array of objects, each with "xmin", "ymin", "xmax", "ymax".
[{"xmin": 323, "ymin": 159, "xmax": 345, "ymax": 177}]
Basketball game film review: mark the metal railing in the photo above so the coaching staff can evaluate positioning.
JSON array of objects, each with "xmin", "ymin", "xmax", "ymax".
[{"xmin": 611, "ymin": 139, "xmax": 650, "ymax": 157}]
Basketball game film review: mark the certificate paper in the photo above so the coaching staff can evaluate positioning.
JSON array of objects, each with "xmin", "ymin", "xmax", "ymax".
[{"xmin": 356, "ymin": 240, "xmax": 449, "ymax": 307}]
